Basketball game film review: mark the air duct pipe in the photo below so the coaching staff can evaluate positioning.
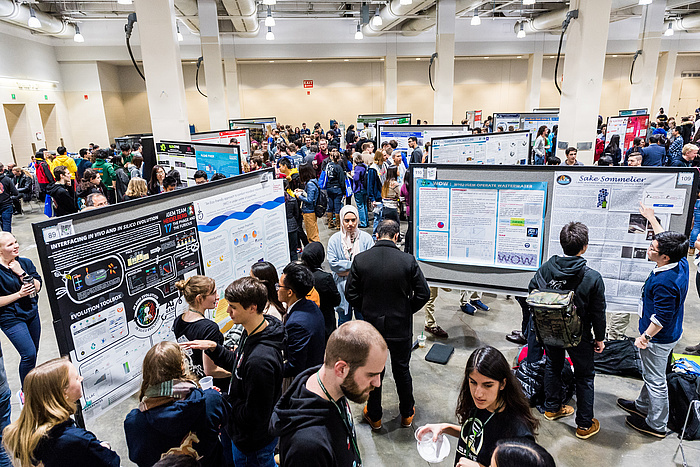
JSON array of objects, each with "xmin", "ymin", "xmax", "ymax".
[
  {"xmin": 220, "ymin": 0, "xmax": 259, "ymax": 38},
  {"xmin": 174, "ymin": 0, "xmax": 200, "ymax": 33},
  {"xmin": 0, "ymin": 0, "xmax": 73, "ymax": 38},
  {"xmin": 401, "ymin": 0, "xmax": 490, "ymax": 36},
  {"xmin": 362, "ymin": 0, "xmax": 435, "ymax": 37},
  {"xmin": 665, "ymin": 14, "xmax": 700, "ymax": 33}
]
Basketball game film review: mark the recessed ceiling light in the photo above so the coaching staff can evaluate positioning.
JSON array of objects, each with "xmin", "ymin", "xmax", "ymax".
[
  {"xmin": 307, "ymin": 59, "xmax": 312, "ymax": 62},
  {"xmin": 484, "ymin": 56, "xmax": 489, "ymax": 59},
  {"xmin": 517, "ymin": 55, "xmax": 522, "ymax": 59},
  {"xmin": 380, "ymin": 58, "xmax": 384, "ymax": 61},
  {"xmin": 344, "ymin": 59, "xmax": 349, "ymax": 62},
  {"xmin": 612, "ymin": 54, "xmax": 618, "ymax": 57},
  {"xmin": 269, "ymin": 60, "xmax": 274, "ymax": 63},
  {"xmin": 549, "ymin": 56, "xmax": 555, "ymax": 58},
  {"xmin": 416, "ymin": 57, "xmax": 421, "ymax": 61}
]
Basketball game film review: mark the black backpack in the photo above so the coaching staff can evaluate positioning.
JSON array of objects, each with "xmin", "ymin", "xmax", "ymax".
[
  {"xmin": 668, "ymin": 372, "xmax": 700, "ymax": 439},
  {"xmin": 312, "ymin": 180, "xmax": 327, "ymax": 218}
]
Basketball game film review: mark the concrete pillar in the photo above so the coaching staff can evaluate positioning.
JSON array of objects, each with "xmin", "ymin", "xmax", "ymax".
[
  {"xmin": 222, "ymin": 36, "xmax": 241, "ymax": 121},
  {"xmin": 134, "ymin": 0, "xmax": 190, "ymax": 142},
  {"xmin": 525, "ymin": 49, "xmax": 543, "ymax": 112},
  {"xmin": 198, "ymin": 0, "xmax": 227, "ymax": 130},
  {"xmin": 556, "ymin": 0, "xmax": 612, "ymax": 165},
  {"xmin": 628, "ymin": 0, "xmax": 667, "ymax": 111},
  {"xmin": 433, "ymin": 0, "xmax": 456, "ymax": 125},
  {"xmin": 385, "ymin": 40, "xmax": 398, "ymax": 114},
  {"xmin": 653, "ymin": 39, "xmax": 678, "ymax": 117}
]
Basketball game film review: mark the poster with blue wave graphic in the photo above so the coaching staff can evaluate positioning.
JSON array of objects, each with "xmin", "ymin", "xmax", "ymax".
[
  {"xmin": 194, "ymin": 179, "xmax": 289, "ymax": 331},
  {"xmin": 196, "ymin": 147, "xmax": 241, "ymax": 178}
]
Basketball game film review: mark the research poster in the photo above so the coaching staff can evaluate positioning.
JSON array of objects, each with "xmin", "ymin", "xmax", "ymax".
[
  {"xmin": 605, "ymin": 115, "xmax": 650, "ymax": 151},
  {"xmin": 195, "ymin": 145, "xmax": 241, "ymax": 179},
  {"xmin": 379, "ymin": 126, "xmax": 470, "ymax": 160},
  {"xmin": 431, "ymin": 132, "xmax": 530, "ymax": 165},
  {"xmin": 494, "ymin": 113, "xmax": 521, "ymax": 132},
  {"xmin": 416, "ymin": 179, "xmax": 547, "ymax": 270},
  {"xmin": 194, "ymin": 178, "xmax": 289, "ymax": 332},
  {"xmin": 40, "ymin": 205, "xmax": 202, "ymax": 423},
  {"xmin": 521, "ymin": 113, "xmax": 559, "ymax": 138},
  {"xmin": 191, "ymin": 129, "xmax": 251, "ymax": 162},
  {"xmin": 547, "ymin": 171, "xmax": 682, "ymax": 312},
  {"xmin": 156, "ymin": 142, "xmax": 198, "ymax": 186}
]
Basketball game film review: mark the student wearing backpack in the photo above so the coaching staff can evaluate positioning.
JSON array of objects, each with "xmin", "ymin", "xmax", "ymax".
[
  {"xmin": 528, "ymin": 222, "xmax": 606, "ymax": 440},
  {"xmin": 295, "ymin": 163, "xmax": 321, "ymax": 242},
  {"xmin": 351, "ymin": 153, "xmax": 368, "ymax": 228}
]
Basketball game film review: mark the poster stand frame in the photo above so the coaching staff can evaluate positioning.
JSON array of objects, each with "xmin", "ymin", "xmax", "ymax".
[{"xmin": 429, "ymin": 129, "xmax": 532, "ymax": 164}]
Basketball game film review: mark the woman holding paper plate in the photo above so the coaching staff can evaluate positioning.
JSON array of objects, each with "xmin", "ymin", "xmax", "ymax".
[{"xmin": 417, "ymin": 346, "xmax": 538, "ymax": 467}]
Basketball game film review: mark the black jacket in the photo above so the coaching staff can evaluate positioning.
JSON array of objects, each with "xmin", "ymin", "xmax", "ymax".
[
  {"xmin": 301, "ymin": 242, "xmax": 341, "ymax": 340},
  {"xmin": 114, "ymin": 166, "xmax": 130, "ymax": 202},
  {"xmin": 528, "ymin": 255, "xmax": 607, "ymax": 342},
  {"xmin": 34, "ymin": 419, "xmax": 120, "ymax": 467},
  {"xmin": 46, "ymin": 182, "xmax": 78, "ymax": 216},
  {"xmin": 205, "ymin": 315, "xmax": 285, "ymax": 453},
  {"xmin": 284, "ymin": 298, "xmax": 326, "ymax": 378},
  {"xmin": 0, "ymin": 174, "xmax": 18, "ymax": 208},
  {"xmin": 12, "ymin": 173, "xmax": 31, "ymax": 201},
  {"xmin": 270, "ymin": 365, "xmax": 361, "ymax": 467},
  {"xmin": 345, "ymin": 240, "xmax": 430, "ymax": 339}
]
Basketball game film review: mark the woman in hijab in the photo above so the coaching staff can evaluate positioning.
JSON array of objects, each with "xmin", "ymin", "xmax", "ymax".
[{"xmin": 326, "ymin": 205, "xmax": 374, "ymax": 325}]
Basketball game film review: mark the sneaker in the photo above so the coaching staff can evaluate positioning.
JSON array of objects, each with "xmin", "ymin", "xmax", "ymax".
[
  {"xmin": 471, "ymin": 299, "xmax": 490, "ymax": 311},
  {"xmin": 544, "ymin": 405, "xmax": 574, "ymax": 421},
  {"xmin": 460, "ymin": 302, "xmax": 476, "ymax": 315},
  {"xmin": 401, "ymin": 407, "xmax": 415, "ymax": 428},
  {"xmin": 576, "ymin": 418, "xmax": 600, "ymax": 439},
  {"xmin": 617, "ymin": 398, "xmax": 646, "ymax": 418},
  {"xmin": 424, "ymin": 325, "xmax": 449, "ymax": 338},
  {"xmin": 505, "ymin": 331, "xmax": 527, "ymax": 345},
  {"xmin": 625, "ymin": 414, "xmax": 666, "ymax": 438},
  {"xmin": 363, "ymin": 406, "xmax": 382, "ymax": 431},
  {"xmin": 685, "ymin": 343, "xmax": 700, "ymax": 353},
  {"xmin": 16, "ymin": 390, "xmax": 24, "ymax": 407}
]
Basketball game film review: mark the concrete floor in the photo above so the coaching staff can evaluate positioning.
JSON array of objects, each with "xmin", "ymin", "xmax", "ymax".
[{"xmin": 7, "ymin": 203, "xmax": 700, "ymax": 466}]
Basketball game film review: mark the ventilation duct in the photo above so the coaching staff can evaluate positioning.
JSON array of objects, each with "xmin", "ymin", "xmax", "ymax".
[
  {"xmin": 0, "ymin": 0, "xmax": 72, "ymax": 38},
  {"xmin": 362, "ymin": 0, "xmax": 435, "ymax": 37},
  {"xmin": 220, "ymin": 0, "xmax": 259, "ymax": 38}
]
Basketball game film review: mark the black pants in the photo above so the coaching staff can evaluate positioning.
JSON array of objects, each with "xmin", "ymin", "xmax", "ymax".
[
  {"xmin": 366, "ymin": 337, "xmax": 414, "ymax": 420},
  {"xmin": 288, "ymin": 230, "xmax": 298, "ymax": 261},
  {"xmin": 543, "ymin": 340, "xmax": 595, "ymax": 429}
]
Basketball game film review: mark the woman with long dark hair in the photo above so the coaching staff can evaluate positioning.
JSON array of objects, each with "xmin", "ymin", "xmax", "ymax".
[
  {"xmin": 148, "ymin": 165, "xmax": 166, "ymax": 195},
  {"xmin": 295, "ymin": 163, "xmax": 320, "ymax": 242},
  {"xmin": 604, "ymin": 134, "xmax": 622, "ymax": 166},
  {"xmin": 250, "ymin": 262, "xmax": 285, "ymax": 321},
  {"xmin": 77, "ymin": 168, "xmax": 107, "ymax": 204},
  {"xmin": 417, "ymin": 346, "xmax": 538, "ymax": 467},
  {"xmin": 381, "ymin": 166, "xmax": 400, "ymax": 224},
  {"xmin": 533, "ymin": 126, "xmax": 548, "ymax": 165}
]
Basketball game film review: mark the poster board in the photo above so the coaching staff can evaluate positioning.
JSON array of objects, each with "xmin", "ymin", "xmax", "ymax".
[
  {"xmin": 411, "ymin": 164, "xmax": 697, "ymax": 299},
  {"xmin": 191, "ymin": 128, "xmax": 251, "ymax": 162},
  {"xmin": 157, "ymin": 141, "xmax": 242, "ymax": 184},
  {"xmin": 430, "ymin": 130, "xmax": 532, "ymax": 165},
  {"xmin": 32, "ymin": 169, "xmax": 289, "ymax": 425},
  {"xmin": 376, "ymin": 116, "xmax": 411, "ymax": 126},
  {"xmin": 378, "ymin": 125, "xmax": 470, "ymax": 161},
  {"xmin": 493, "ymin": 113, "xmax": 521, "ymax": 132},
  {"xmin": 356, "ymin": 113, "xmax": 411, "ymax": 140},
  {"xmin": 464, "ymin": 110, "xmax": 483, "ymax": 129},
  {"xmin": 605, "ymin": 115, "xmax": 650, "ymax": 152},
  {"xmin": 229, "ymin": 121, "xmax": 267, "ymax": 144},
  {"xmin": 619, "ymin": 108, "xmax": 648, "ymax": 117},
  {"xmin": 520, "ymin": 112, "xmax": 559, "ymax": 135},
  {"xmin": 156, "ymin": 142, "xmax": 198, "ymax": 186}
]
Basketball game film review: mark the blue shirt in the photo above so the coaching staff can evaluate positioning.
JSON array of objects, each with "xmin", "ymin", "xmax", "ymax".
[
  {"xmin": 641, "ymin": 144, "xmax": 667, "ymax": 166},
  {"xmin": 639, "ymin": 257, "xmax": 688, "ymax": 344},
  {"xmin": 669, "ymin": 137, "xmax": 684, "ymax": 161}
]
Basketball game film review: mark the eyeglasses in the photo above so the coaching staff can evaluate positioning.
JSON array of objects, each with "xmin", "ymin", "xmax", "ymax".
[{"xmin": 275, "ymin": 283, "xmax": 289, "ymax": 291}]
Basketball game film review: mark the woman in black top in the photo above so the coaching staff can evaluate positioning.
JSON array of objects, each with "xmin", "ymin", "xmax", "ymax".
[
  {"xmin": 300, "ymin": 241, "xmax": 341, "ymax": 341},
  {"xmin": 604, "ymin": 134, "xmax": 622, "ymax": 166},
  {"xmin": 77, "ymin": 168, "xmax": 107, "ymax": 204},
  {"xmin": 148, "ymin": 165, "xmax": 166, "ymax": 195},
  {"xmin": 323, "ymin": 150, "xmax": 347, "ymax": 229},
  {"xmin": 417, "ymin": 346, "xmax": 539, "ymax": 467},
  {"xmin": 172, "ymin": 276, "xmax": 230, "ymax": 387}
]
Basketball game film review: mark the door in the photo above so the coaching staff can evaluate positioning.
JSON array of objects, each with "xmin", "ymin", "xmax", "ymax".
[{"xmin": 3, "ymin": 104, "xmax": 32, "ymax": 166}]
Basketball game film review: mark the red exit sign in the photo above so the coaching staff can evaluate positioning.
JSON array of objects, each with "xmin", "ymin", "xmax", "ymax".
[{"xmin": 303, "ymin": 80, "xmax": 313, "ymax": 89}]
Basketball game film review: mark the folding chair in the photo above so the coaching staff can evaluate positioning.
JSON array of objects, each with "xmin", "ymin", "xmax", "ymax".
[{"xmin": 679, "ymin": 399, "xmax": 700, "ymax": 467}]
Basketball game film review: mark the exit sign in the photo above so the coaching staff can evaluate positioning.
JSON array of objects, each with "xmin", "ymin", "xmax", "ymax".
[
  {"xmin": 303, "ymin": 80, "xmax": 313, "ymax": 89},
  {"xmin": 10, "ymin": 94, "xmax": 15, "ymax": 100}
]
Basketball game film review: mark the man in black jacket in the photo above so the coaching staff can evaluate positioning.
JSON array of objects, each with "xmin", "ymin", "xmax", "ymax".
[
  {"xmin": 0, "ymin": 164, "xmax": 19, "ymax": 232},
  {"xmin": 11, "ymin": 167, "xmax": 31, "ymax": 215},
  {"xmin": 271, "ymin": 320, "xmax": 387, "ymax": 467},
  {"xmin": 345, "ymin": 219, "xmax": 430, "ymax": 430},
  {"xmin": 182, "ymin": 276, "xmax": 285, "ymax": 467},
  {"xmin": 46, "ymin": 166, "xmax": 78, "ymax": 217},
  {"xmin": 530, "ymin": 222, "xmax": 606, "ymax": 440}
]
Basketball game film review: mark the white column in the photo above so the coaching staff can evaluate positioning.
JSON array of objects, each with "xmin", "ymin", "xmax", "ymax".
[
  {"xmin": 653, "ymin": 39, "xmax": 678, "ymax": 116},
  {"xmin": 385, "ymin": 40, "xmax": 398, "ymax": 114},
  {"xmin": 628, "ymin": 0, "xmax": 667, "ymax": 111},
  {"xmin": 134, "ymin": 0, "xmax": 190, "ymax": 142},
  {"xmin": 556, "ymin": 0, "xmax": 612, "ymax": 165},
  {"xmin": 198, "ymin": 0, "xmax": 227, "ymax": 130},
  {"xmin": 223, "ymin": 36, "xmax": 241, "ymax": 120},
  {"xmin": 525, "ymin": 50, "xmax": 543, "ymax": 112},
  {"xmin": 433, "ymin": 0, "xmax": 456, "ymax": 125}
]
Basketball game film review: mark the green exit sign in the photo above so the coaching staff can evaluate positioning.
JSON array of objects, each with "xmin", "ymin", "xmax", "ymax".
[
  {"xmin": 44, "ymin": 95, "xmax": 48, "ymax": 100},
  {"xmin": 10, "ymin": 94, "xmax": 15, "ymax": 100}
]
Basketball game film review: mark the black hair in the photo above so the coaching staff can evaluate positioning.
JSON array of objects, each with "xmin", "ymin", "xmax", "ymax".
[
  {"xmin": 565, "ymin": 147, "xmax": 577, "ymax": 156},
  {"xmin": 654, "ymin": 231, "xmax": 689, "ymax": 263},
  {"xmin": 278, "ymin": 158, "xmax": 292, "ymax": 169},
  {"xmin": 408, "ymin": 136, "xmax": 418, "ymax": 143},
  {"xmin": 493, "ymin": 439, "xmax": 555, "ymax": 467},
  {"xmin": 193, "ymin": 170, "xmax": 208, "ymax": 181},
  {"xmin": 224, "ymin": 276, "xmax": 268, "ymax": 313},
  {"xmin": 546, "ymin": 156, "xmax": 561, "ymax": 165},
  {"xmin": 57, "ymin": 146, "xmax": 67, "ymax": 155},
  {"xmin": 133, "ymin": 142, "xmax": 142, "ymax": 151},
  {"xmin": 210, "ymin": 173, "xmax": 226, "ymax": 181},
  {"xmin": 281, "ymin": 262, "xmax": 315, "ymax": 298},
  {"xmin": 163, "ymin": 175, "xmax": 177, "ymax": 189},
  {"xmin": 559, "ymin": 222, "xmax": 588, "ymax": 256},
  {"xmin": 649, "ymin": 134, "xmax": 660, "ymax": 144},
  {"xmin": 120, "ymin": 143, "xmax": 131, "ymax": 152},
  {"xmin": 597, "ymin": 155, "xmax": 613, "ymax": 166},
  {"xmin": 79, "ymin": 148, "xmax": 88, "ymax": 157},
  {"xmin": 167, "ymin": 169, "xmax": 182, "ymax": 185},
  {"xmin": 250, "ymin": 261, "xmax": 285, "ymax": 315},
  {"xmin": 377, "ymin": 219, "xmax": 400, "ymax": 240},
  {"xmin": 94, "ymin": 149, "xmax": 109, "ymax": 160},
  {"xmin": 298, "ymin": 163, "xmax": 316, "ymax": 184}
]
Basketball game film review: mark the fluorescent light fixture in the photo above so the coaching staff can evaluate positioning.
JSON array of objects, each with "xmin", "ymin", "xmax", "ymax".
[
  {"xmin": 400, "ymin": 0, "xmax": 412, "ymax": 5},
  {"xmin": 517, "ymin": 55, "xmax": 523, "ymax": 58},
  {"xmin": 265, "ymin": 6, "xmax": 275, "ymax": 27},
  {"xmin": 73, "ymin": 24, "xmax": 84, "ymax": 42},
  {"xmin": 176, "ymin": 22, "xmax": 183, "ymax": 41},
  {"xmin": 28, "ymin": 6, "xmax": 41, "ymax": 28},
  {"xmin": 266, "ymin": 26, "xmax": 274, "ymax": 40},
  {"xmin": 344, "ymin": 59, "xmax": 350, "ymax": 62},
  {"xmin": 269, "ymin": 60, "xmax": 274, "ymax": 63},
  {"xmin": 638, "ymin": 0, "xmax": 652, "ymax": 4},
  {"xmin": 471, "ymin": 8, "xmax": 481, "ymax": 26},
  {"xmin": 117, "ymin": 0, "xmax": 133, "ymax": 4},
  {"xmin": 355, "ymin": 22, "xmax": 363, "ymax": 40},
  {"xmin": 262, "ymin": 0, "xmax": 276, "ymax": 5},
  {"xmin": 484, "ymin": 56, "xmax": 489, "ymax": 59},
  {"xmin": 523, "ymin": 0, "xmax": 535, "ymax": 4},
  {"xmin": 307, "ymin": 59, "xmax": 312, "ymax": 62},
  {"xmin": 416, "ymin": 57, "xmax": 421, "ymax": 61},
  {"xmin": 372, "ymin": 8, "xmax": 383, "ymax": 27},
  {"xmin": 664, "ymin": 22, "xmax": 674, "ymax": 36},
  {"xmin": 517, "ymin": 22, "xmax": 526, "ymax": 38}
]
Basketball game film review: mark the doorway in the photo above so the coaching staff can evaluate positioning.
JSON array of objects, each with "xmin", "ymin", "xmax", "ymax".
[
  {"xmin": 39, "ymin": 103, "xmax": 60, "ymax": 151},
  {"xmin": 3, "ymin": 104, "xmax": 31, "ymax": 166}
]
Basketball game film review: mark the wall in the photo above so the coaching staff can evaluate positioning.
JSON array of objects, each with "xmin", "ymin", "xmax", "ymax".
[
  {"xmin": 670, "ymin": 54, "xmax": 700, "ymax": 119},
  {"xmin": 59, "ymin": 62, "xmax": 110, "ymax": 149},
  {"xmin": 97, "ymin": 63, "xmax": 127, "ymax": 142},
  {"xmin": 116, "ymin": 65, "xmax": 151, "ymax": 135}
]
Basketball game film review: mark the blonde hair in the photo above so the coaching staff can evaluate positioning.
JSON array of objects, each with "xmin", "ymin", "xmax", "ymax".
[
  {"xmin": 175, "ymin": 275, "xmax": 216, "ymax": 307},
  {"xmin": 124, "ymin": 177, "xmax": 147, "ymax": 198},
  {"xmin": 3, "ymin": 358, "xmax": 75, "ymax": 467},
  {"xmin": 139, "ymin": 341, "xmax": 195, "ymax": 401}
]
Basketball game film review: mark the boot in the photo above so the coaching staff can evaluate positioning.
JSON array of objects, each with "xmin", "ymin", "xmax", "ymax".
[
  {"xmin": 332, "ymin": 214, "xmax": 340, "ymax": 229},
  {"xmin": 689, "ymin": 247, "xmax": 695, "ymax": 256},
  {"xmin": 326, "ymin": 213, "xmax": 334, "ymax": 228}
]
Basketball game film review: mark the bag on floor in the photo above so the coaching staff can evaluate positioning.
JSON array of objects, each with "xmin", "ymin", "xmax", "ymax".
[
  {"xmin": 593, "ymin": 337, "xmax": 643, "ymax": 379},
  {"xmin": 514, "ymin": 353, "xmax": 574, "ymax": 413},
  {"xmin": 667, "ymin": 372, "xmax": 700, "ymax": 440},
  {"xmin": 526, "ymin": 267, "xmax": 588, "ymax": 348}
]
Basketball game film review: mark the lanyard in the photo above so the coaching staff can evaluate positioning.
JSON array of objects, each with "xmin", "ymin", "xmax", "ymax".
[
  {"xmin": 316, "ymin": 372, "xmax": 362, "ymax": 465},
  {"xmin": 232, "ymin": 318, "xmax": 266, "ymax": 381},
  {"xmin": 465, "ymin": 408, "xmax": 498, "ymax": 456}
]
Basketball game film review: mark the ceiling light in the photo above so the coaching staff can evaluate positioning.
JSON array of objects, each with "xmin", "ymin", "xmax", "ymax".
[
  {"xmin": 176, "ymin": 22, "xmax": 183, "ymax": 41},
  {"xmin": 307, "ymin": 59, "xmax": 312, "ymax": 62},
  {"xmin": 416, "ymin": 57, "xmax": 421, "ymax": 61},
  {"xmin": 28, "ymin": 6, "xmax": 41, "ymax": 29},
  {"xmin": 664, "ymin": 22, "xmax": 674, "ymax": 36},
  {"xmin": 638, "ymin": 0, "xmax": 652, "ymax": 4},
  {"xmin": 471, "ymin": 8, "xmax": 481, "ymax": 26},
  {"xmin": 612, "ymin": 54, "xmax": 618, "ymax": 57},
  {"xmin": 73, "ymin": 24, "xmax": 84, "ymax": 42},
  {"xmin": 484, "ymin": 56, "xmax": 489, "ymax": 59},
  {"xmin": 269, "ymin": 60, "xmax": 274, "ymax": 63},
  {"xmin": 117, "ymin": 0, "xmax": 133, "ymax": 4},
  {"xmin": 372, "ymin": 8, "xmax": 382, "ymax": 27},
  {"xmin": 344, "ymin": 59, "xmax": 349, "ymax": 62},
  {"xmin": 355, "ymin": 22, "xmax": 363, "ymax": 40},
  {"xmin": 265, "ymin": 6, "xmax": 275, "ymax": 27},
  {"xmin": 400, "ymin": 0, "xmax": 412, "ymax": 5},
  {"xmin": 523, "ymin": 0, "xmax": 535, "ymax": 4},
  {"xmin": 517, "ymin": 22, "xmax": 526, "ymax": 38},
  {"xmin": 262, "ymin": 0, "xmax": 276, "ymax": 5},
  {"xmin": 266, "ymin": 26, "xmax": 274, "ymax": 40},
  {"xmin": 517, "ymin": 55, "xmax": 523, "ymax": 58}
]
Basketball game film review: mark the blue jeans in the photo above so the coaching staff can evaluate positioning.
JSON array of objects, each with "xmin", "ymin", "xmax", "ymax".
[
  {"xmin": 231, "ymin": 438, "xmax": 277, "ymax": 467},
  {"xmin": 355, "ymin": 191, "xmax": 368, "ymax": 227},
  {"xmin": 372, "ymin": 202, "xmax": 383, "ymax": 236},
  {"xmin": 327, "ymin": 186, "xmax": 343, "ymax": 214},
  {"xmin": 2, "ymin": 314, "xmax": 41, "ymax": 389},
  {"xmin": 0, "ymin": 387, "xmax": 10, "ymax": 467},
  {"xmin": 0, "ymin": 205, "xmax": 11, "ymax": 232},
  {"xmin": 335, "ymin": 276, "xmax": 363, "ymax": 326}
]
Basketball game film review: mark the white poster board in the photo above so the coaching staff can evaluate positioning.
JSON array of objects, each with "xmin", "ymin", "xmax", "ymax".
[
  {"xmin": 191, "ymin": 128, "xmax": 252, "ymax": 162},
  {"xmin": 431, "ymin": 131, "xmax": 531, "ymax": 165},
  {"xmin": 378, "ymin": 125, "xmax": 470, "ymax": 161}
]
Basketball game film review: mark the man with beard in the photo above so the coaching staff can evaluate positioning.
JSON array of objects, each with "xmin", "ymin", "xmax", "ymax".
[{"xmin": 270, "ymin": 321, "xmax": 387, "ymax": 467}]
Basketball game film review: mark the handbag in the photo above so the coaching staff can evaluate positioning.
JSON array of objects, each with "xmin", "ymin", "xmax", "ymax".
[
  {"xmin": 44, "ymin": 195, "xmax": 54, "ymax": 217},
  {"xmin": 318, "ymin": 169, "xmax": 328, "ymax": 189}
]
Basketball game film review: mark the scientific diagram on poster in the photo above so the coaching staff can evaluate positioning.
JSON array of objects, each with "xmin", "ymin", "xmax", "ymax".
[
  {"xmin": 39, "ymin": 205, "xmax": 202, "ymax": 422},
  {"xmin": 416, "ymin": 179, "xmax": 547, "ymax": 270},
  {"xmin": 194, "ymin": 178, "xmax": 289, "ymax": 332},
  {"xmin": 431, "ymin": 131, "xmax": 531, "ymax": 165},
  {"xmin": 547, "ymin": 171, "xmax": 682, "ymax": 312}
]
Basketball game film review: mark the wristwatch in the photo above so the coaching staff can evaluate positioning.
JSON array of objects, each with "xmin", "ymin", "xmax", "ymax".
[{"xmin": 642, "ymin": 332, "xmax": 652, "ymax": 342}]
